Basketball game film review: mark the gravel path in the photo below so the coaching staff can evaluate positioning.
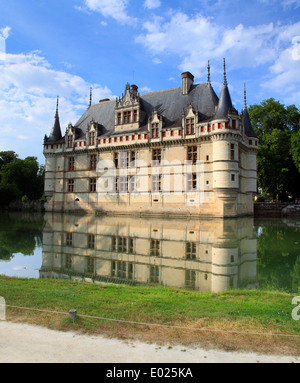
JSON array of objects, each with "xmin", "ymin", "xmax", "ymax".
[{"xmin": 0, "ymin": 321, "xmax": 299, "ymax": 363}]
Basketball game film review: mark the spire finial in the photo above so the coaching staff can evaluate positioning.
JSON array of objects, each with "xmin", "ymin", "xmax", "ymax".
[
  {"xmin": 244, "ymin": 83, "xmax": 247, "ymax": 110},
  {"xmin": 207, "ymin": 60, "xmax": 211, "ymax": 84},
  {"xmin": 223, "ymin": 58, "xmax": 227, "ymax": 85},
  {"xmin": 89, "ymin": 87, "xmax": 92, "ymax": 107},
  {"xmin": 56, "ymin": 96, "xmax": 59, "ymax": 115}
]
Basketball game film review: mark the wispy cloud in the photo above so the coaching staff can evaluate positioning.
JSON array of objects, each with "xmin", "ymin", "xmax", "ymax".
[
  {"xmin": 82, "ymin": 0, "xmax": 137, "ymax": 25},
  {"xmin": 144, "ymin": 0, "xmax": 161, "ymax": 9}
]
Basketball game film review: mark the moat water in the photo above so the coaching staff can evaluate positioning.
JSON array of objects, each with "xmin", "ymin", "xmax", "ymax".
[{"xmin": 0, "ymin": 211, "xmax": 299, "ymax": 293}]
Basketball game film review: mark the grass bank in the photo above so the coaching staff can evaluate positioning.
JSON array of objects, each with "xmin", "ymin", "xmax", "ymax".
[{"xmin": 0, "ymin": 276, "xmax": 299, "ymax": 356}]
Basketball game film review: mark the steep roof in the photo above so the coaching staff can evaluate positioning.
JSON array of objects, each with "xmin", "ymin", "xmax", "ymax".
[{"xmin": 73, "ymin": 83, "xmax": 219, "ymax": 137}]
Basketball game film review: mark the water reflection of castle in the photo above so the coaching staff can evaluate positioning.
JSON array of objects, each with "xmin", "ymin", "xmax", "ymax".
[{"xmin": 41, "ymin": 213, "xmax": 258, "ymax": 292}]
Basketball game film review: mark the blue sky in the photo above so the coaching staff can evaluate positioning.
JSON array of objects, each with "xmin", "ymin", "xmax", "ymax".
[{"xmin": 0, "ymin": 0, "xmax": 300, "ymax": 164}]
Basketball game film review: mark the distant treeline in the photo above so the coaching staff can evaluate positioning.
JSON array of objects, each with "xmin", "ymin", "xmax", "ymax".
[{"xmin": 0, "ymin": 151, "xmax": 44, "ymax": 207}]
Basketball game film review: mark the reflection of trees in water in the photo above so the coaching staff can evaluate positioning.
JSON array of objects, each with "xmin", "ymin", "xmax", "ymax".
[
  {"xmin": 0, "ymin": 213, "xmax": 44, "ymax": 260},
  {"xmin": 255, "ymin": 220, "xmax": 300, "ymax": 293}
]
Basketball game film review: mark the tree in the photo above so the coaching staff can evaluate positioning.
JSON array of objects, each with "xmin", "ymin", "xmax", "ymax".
[
  {"xmin": 0, "ymin": 155, "xmax": 45, "ymax": 205},
  {"xmin": 291, "ymin": 131, "xmax": 300, "ymax": 173},
  {"xmin": 0, "ymin": 151, "xmax": 18, "ymax": 170},
  {"xmin": 248, "ymin": 98, "xmax": 300, "ymax": 201}
]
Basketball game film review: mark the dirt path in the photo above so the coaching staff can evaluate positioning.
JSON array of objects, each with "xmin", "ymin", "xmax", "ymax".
[{"xmin": 1, "ymin": 321, "xmax": 299, "ymax": 363}]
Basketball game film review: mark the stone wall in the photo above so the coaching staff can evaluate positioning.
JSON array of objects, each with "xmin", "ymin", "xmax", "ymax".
[{"xmin": 254, "ymin": 203, "xmax": 300, "ymax": 217}]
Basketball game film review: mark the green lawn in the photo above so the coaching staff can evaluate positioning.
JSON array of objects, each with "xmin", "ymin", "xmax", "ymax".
[{"xmin": 0, "ymin": 276, "xmax": 298, "ymax": 332}]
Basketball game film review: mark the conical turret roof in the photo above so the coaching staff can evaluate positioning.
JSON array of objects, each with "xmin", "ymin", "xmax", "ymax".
[
  {"xmin": 48, "ymin": 97, "xmax": 62, "ymax": 142},
  {"xmin": 215, "ymin": 59, "xmax": 234, "ymax": 119},
  {"xmin": 243, "ymin": 85, "xmax": 257, "ymax": 138}
]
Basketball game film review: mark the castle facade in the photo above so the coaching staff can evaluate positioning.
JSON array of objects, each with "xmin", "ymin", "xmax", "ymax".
[{"xmin": 43, "ymin": 61, "xmax": 258, "ymax": 217}]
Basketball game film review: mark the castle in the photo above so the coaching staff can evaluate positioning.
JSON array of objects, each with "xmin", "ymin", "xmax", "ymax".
[{"xmin": 43, "ymin": 60, "xmax": 258, "ymax": 217}]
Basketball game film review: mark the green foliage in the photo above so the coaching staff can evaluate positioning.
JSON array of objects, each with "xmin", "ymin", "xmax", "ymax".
[
  {"xmin": 291, "ymin": 131, "xmax": 300, "ymax": 173},
  {"xmin": 0, "ymin": 153, "xmax": 44, "ymax": 206},
  {"xmin": 249, "ymin": 98, "xmax": 300, "ymax": 200}
]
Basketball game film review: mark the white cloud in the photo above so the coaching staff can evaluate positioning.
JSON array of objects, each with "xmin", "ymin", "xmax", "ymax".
[
  {"xmin": 261, "ymin": 23, "xmax": 300, "ymax": 104},
  {"xmin": 136, "ymin": 11, "xmax": 300, "ymax": 105},
  {"xmin": 144, "ymin": 0, "xmax": 161, "ymax": 9},
  {"xmin": 0, "ymin": 50, "xmax": 115, "ymax": 163},
  {"xmin": 136, "ymin": 12, "xmax": 278, "ymax": 77},
  {"xmin": 83, "ymin": 0, "xmax": 136, "ymax": 25}
]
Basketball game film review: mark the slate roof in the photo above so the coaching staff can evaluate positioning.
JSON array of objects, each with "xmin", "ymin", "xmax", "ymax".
[
  {"xmin": 47, "ymin": 106, "xmax": 62, "ymax": 143},
  {"xmin": 73, "ymin": 82, "xmax": 219, "ymax": 138}
]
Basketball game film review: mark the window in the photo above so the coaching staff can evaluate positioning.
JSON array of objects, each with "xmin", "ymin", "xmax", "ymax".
[
  {"xmin": 230, "ymin": 144, "xmax": 235, "ymax": 161},
  {"xmin": 150, "ymin": 265, "xmax": 159, "ymax": 283},
  {"xmin": 118, "ymin": 237, "xmax": 127, "ymax": 253},
  {"xmin": 133, "ymin": 110, "xmax": 138, "ymax": 122},
  {"xmin": 119, "ymin": 176, "xmax": 128, "ymax": 193},
  {"xmin": 152, "ymin": 149, "xmax": 161, "ymax": 165},
  {"xmin": 68, "ymin": 157, "xmax": 75, "ymax": 171},
  {"xmin": 117, "ymin": 261, "xmax": 127, "ymax": 279},
  {"xmin": 119, "ymin": 152, "xmax": 128, "ymax": 168},
  {"xmin": 66, "ymin": 233, "xmax": 73, "ymax": 246},
  {"xmin": 187, "ymin": 173, "xmax": 197, "ymax": 191},
  {"xmin": 186, "ymin": 270, "xmax": 196, "ymax": 288},
  {"xmin": 111, "ymin": 236, "xmax": 117, "ymax": 252},
  {"xmin": 186, "ymin": 242, "xmax": 197, "ymax": 259},
  {"xmin": 187, "ymin": 146, "xmax": 197, "ymax": 164},
  {"xmin": 90, "ymin": 178, "xmax": 97, "ymax": 193},
  {"xmin": 129, "ymin": 176, "xmax": 135, "ymax": 193},
  {"xmin": 89, "ymin": 131, "xmax": 95, "ymax": 146},
  {"xmin": 90, "ymin": 154, "xmax": 97, "ymax": 170},
  {"xmin": 88, "ymin": 234, "xmax": 95, "ymax": 249},
  {"xmin": 111, "ymin": 261, "xmax": 133, "ymax": 280},
  {"xmin": 151, "ymin": 123, "xmax": 159, "ymax": 138},
  {"xmin": 128, "ymin": 238, "xmax": 134, "ymax": 254},
  {"xmin": 117, "ymin": 113, "xmax": 122, "ymax": 125},
  {"xmin": 65, "ymin": 254, "xmax": 72, "ymax": 270},
  {"xmin": 152, "ymin": 175, "xmax": 161, "ymax": 192},
  {"xmin": 67, "ymin": 135, "xmax": 73, "ymax": 148},
  {"xmin": 186, "ymin": 118, "xmax": 195, "ymax": 135},
  {"xmin": 68, "ymin": 179, "xmax": 74, "ymax": 193},
  {"xmin": 232, "ymin": 120, "xmax": 236, "ymax": 129},
  {"xmin": 150, "ymin": 239, "xmax": 160, "ymax": 256},
  {"xmin": 87, "ymin": 257, "xmax": 95, "ymax": 274},
  {"xmin": 123, "ymin": 111, "xmax": 131, "ymax": 124},
  {"xmin": 130, "ymin": 151, "xmax": 136, "ymax": 167},
  {"xmin": 231, "ymin": 174, "xmax": 235, "ymax": 182},
  {"xmin": 114, "ymin": 152, "xmax": 119, "ymax": 168}
]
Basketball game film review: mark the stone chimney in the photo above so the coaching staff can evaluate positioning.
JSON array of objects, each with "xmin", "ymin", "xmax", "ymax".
[{"xmin": 181, "ymin": 72, "xmax": 194, "ymax": 95}]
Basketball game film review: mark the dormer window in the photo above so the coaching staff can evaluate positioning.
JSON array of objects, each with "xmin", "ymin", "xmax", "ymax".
[
  {"xmin": 115, "ymin": 84, "xmax": 140, "ymax": 132},
  {"xmin": 123, "ymin": 111, "xmax": 131, "ymax": 124},
  {"xmin": 186, "ymin": 118, "xmax": 195, "ymax": 135},
  {"xmin": 152, "ymin": 123, "xmax": 159, "ymax": 138},
  {"xmin": 117, "ymin": 113, "xmax": 122, "ymax": 125},
  {"xmin": 89, "ymin": 131, "xmax": 95, "ymax": 146},
  {"xmin": 67, "ymin": 135, "xmax": 73, "ymax": 149}
]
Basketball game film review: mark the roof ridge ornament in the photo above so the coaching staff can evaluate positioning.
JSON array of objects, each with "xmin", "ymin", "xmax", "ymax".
[
  {"xmin": 56, "ymin": 96, "xmax": 59, "ymax": 115},
  {"xmin": 89, "ymin": 87, "xmax": 92, "ymax": 108},
  {"xmin": 223, "ymin": 58, "xmax": 227, "ymax": 86},
  {"xmin": 207, "ymin": 60, "xmax": 211, "ymax": 85},
  {"xmin": 244, "ymin": 83, "xmax": 247, "ymax": 110}
]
